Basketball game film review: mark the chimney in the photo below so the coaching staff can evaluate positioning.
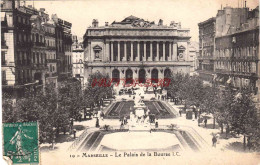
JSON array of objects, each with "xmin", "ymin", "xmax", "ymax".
[
  {"xmin": 40, "ymin": 8, "xmax": 45, "ymax": 12},
  {"xmin": 170, "ymin": 21, "xmax": 175, "ymax": 26},
  {"xmin": 92, "ymin": 19, "xmax": 99, "ymax": 27},
  {"xmin": 245, "ymin": 1, "xmax": 247, "ymax": 8},
  {"xmin": 105, "ymin": 22, "xmax": 108, "ymax": 26},
  {"xmin": 158, "ymin": 19, "xmax": 163, "ymax": 26},
  {"xmin": 178, "ymin": 22, "xmax": 181, "ymax": 28}
]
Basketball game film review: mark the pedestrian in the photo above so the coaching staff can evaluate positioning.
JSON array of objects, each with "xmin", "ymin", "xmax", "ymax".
[
  {"xmin": 247, "ymin": 137, "xmax": 252, "ymax": 151},
  {"xmin": 96, "ymin": 118, "xmax": 100, "ymax": 128},
  {"xmin": 204, "ymin": 118, "xmax": 207, "ymax": 128},
  {"xmin": 179, "ymin": 110, "xmax": 182, "ymax": 117},
  {"xmin": 212, "ymin": 136, "xmax": 217, "ymax": 147},
  {"xmin": 120, "ymin": 120, "xmax": 124, "ymax": 129},
  {"xmin": 155, "ymin": 118, "xmax": 159, "ymax": 128},
  {"xmin": 73, "ymin": 129, "xmax": 76, "ymax": 139},
  {"xmin": 123, "ymin": 116, "xmax": 127, "ymax": 125},
  {"xmin": 194, "ymin": 111, "xmax": 197, "ymax": 119},
  {"xmin": 100, "ymin": 111, "xmax": 104, "ymax": 120},
  {"xmin": 155, "ymin": 121, "xmax": 158, "ymax": 128}
]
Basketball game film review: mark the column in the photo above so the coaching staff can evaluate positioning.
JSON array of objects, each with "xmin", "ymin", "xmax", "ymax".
[
  {"xmin": 169, "ymin": 42, "xmax": 172, "ymax": 61},
  {"xmin": 106, "ymin": 42, "xmax": 109, "ymax": 61},
  {"xmin": 137, "ymin": 41, "xmax": 140, "ymax": 61},
  {"xmin": 144, "ymin": 41, "xmax": 146, "ymax": 61},
  {"xmin": 131, "ymin": 41, "xmax": 133, "ymax": 61},
  {"xmin": 173, "ymin": 42, "xmax": 177, "ymax": 61},
  {"xmin": 117, "ymin": 41, "xmax": 120, "ymax": 61},
  {"xmin": 88, "ymin": 42, "xmax": 91, "ymax": 61},
  {"xmin": 163, "ymin": 41, "xmax": 165, "ymax": 61},
  {"xmin": 156, "ymin": 42, "xmax": 159, "ymax": 61},
  {"xmin": 111, "ymin": 41, "xmax": 114, "ymax": 62},
  {"xmin": 150, "ymin": 42, "xmax": 153, "ymax": 61},
  {"xmin": 124, "ymin": 41, "xmax": 127, "ymax": 61}
]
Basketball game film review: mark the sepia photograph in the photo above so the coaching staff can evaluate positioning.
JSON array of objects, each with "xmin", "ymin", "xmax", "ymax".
[{"xmin": 1, "ymin": 0, "xmax": 260, "ymax": 164}]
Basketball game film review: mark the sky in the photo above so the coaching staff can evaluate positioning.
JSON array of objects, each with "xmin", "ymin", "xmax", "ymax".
[{"xmin": 26, "ymin": 0, "xmax": 259, "ymax": 42}]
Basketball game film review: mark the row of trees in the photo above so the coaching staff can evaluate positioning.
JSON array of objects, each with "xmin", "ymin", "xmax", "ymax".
[
  {"xmin": 2, "ymin": 72, "xmax": 114, "ymax": 145},
  {"xmin": 166, "ymin": 72, "xmax": 260, "ymax": 151}
]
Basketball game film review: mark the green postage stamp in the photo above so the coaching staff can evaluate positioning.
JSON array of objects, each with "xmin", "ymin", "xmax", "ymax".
[{"xmin": 3, "ymin": 122, "xmax": 39, "ymax": 164}]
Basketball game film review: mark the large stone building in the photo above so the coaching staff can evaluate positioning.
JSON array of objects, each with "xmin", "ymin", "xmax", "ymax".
[
  {"xmin": 199, "ymin": 5, "xmax": 259, "ymax": 117},
  {"xmin": 1, "ymin": 0, "xmax": 73, "ymax": 97},
  {"xmin": 214, "ymin": 6, "xmax": 259, "ymax": 88},
  {"xmin": 198, "ymin": 17, "xmax": 216, "ymax": 82},
  {"xmin": 72, "ymin": 35, "xmax": 84, "ymax": 86},
  {"xmin": 1, "ymin": 0, "xmax": 44, "ymax": 97},
  {"xmin": 52, "ymin": 14, "xmax": 73, "ymax": 80},
  {"xmin": 214, "ymin": 6, "xmax": 259, "ymax": 117},
  {"xmin": 83, "ymin": 16, "xmax": 192, "ymax": 85}
]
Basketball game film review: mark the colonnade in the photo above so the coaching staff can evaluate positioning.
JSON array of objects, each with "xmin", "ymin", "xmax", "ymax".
[{"xmin": 107, "ymin": 41, "xmax": 178, "ymax": 62}]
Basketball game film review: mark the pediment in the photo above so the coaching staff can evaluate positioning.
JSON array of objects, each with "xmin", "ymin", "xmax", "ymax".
[
  {"xmin": 178, "ymin": 45, "xmax": 186, "ymax": 50},
  {"xmin": 93, "ymin": 45, "xmax": 102, "ymax": 50}
]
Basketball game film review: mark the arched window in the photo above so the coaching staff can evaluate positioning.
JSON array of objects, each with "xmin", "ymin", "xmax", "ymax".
[
  {"xmin": 36, "ymin": 33, "xmax": 39, "ymax": 43},
  {"xmin": 151, "ymin": 69, "xmax": 158, "ymax": 83},
  {"xmin": 125, "ymin": 69, "xmax": 133, "ymax": 84},
  {"xmin": 138, "ymin": 69, "xmax": 146, "ymax": 83},
  {"xmin": 112, "ymin": 69, "xmax": 120, "ymax": 83}
]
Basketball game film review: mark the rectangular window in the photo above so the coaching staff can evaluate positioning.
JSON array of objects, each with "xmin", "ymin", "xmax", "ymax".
[
  {"xmin": 2, "ymin": 71, "xmax": 6, "ymax": 85},
  {"xmin": 37, "ymin": 53, "xmax": 39, "ymax": 64},
  {"xmin": 1, "ymin": 51, "xmax": 6, "ymax": 65}
]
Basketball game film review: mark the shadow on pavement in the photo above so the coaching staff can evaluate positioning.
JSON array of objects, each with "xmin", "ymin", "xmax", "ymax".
[{"xmin": 225, "ymin": 142, "xmax": 244, "ymax": 152}]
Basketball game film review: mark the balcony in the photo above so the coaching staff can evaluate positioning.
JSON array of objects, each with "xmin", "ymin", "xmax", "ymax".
[
  {"xmin": 231, "ymin": 71, "xmax": 257, "ymax": 77},
  {"xmin": 16, "ymin": 41, "xmax": 33, "ymax": 47},
  {"xmin": 46, "ymin": 59, "xmax": 57, "ymax": 63},
  {"xmin": 197, "ymin": 56, "xmax": 214, "ymax": 60},
  {"xmin": 34, "ymin": 42, "xmax": 45, "ymax": 47},
  {"xmin": 17, "ymin": 22, "xmax": 31, "ymax": 30},
  {"xmin": 45, "ymin": 32, "xmax": 55, "ymax": 38},
  {"xmin": 215, "ymin": 69, "xmax": 231, "ymax": 74},
  {"xmin": 231, "ymin": 56, "xmax": 258, "ymax": 61},
  {"xmin": 46, "ymin": 46, "xmax": 56, "ymax": 50},
  {"xmin": 215, "ymin": 57, "xmax": 231, "ymax": 60}
]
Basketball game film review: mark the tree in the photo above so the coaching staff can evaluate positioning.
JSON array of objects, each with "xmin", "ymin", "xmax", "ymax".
[
  {"xmin": 84, "ymin": 72, "xmax": 113, "ymax": 110},
  {"xmin": 167, "ymin": 72, "xmax": 189, "ymax": 103},
  {"xmin": 201, "ymin": 86, "xmax": 220, "ymax": 129},
  {"xmin": 229, "ymin": 88, "xmax": 259, "ymax": 150},
  {"xmin": 215, "ymin": 86, "xmax": 235, "ymax": 134},
  {"xmin": 58, "ymin": 78, "xmax": 83, "ymax": 120},
  {"xmin": 184, "ymin": 75, "xmax": 205, "ymax": 108},
  {"xmin": 2, "ymin": 93, "xmax": 18, "ymax": 123}
]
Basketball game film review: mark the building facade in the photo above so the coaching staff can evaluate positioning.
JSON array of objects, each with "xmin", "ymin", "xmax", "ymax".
[
  {"xmin": 214, "ymin": 6, "xmax": 259, "ymax": 88},
  {"xmin": 72, "ymin": 35, "xmax": 84, "ymax": 86},
  {"xmin": 1, "ymin": 0, "xmax": 73, "ymax": 97},
  {"xmin": 52, "ymin": 14, "xmax": 73, "ymax": 80},
  {"xmin": 1, "ymin": 0, "xmax": 40, "ymax": 97},
  {"xmin": 83, "ymin": 16, "xmax": 192, "ymax": 85},
  {"xmin": 44, "ymin": 20, "xmax": 58, "ymax": 86},
  {"xmin": 205, "ymin": 5, "xmax": 260, "ymax": 117},
  {"xmin": 188, "ymin": 41, "xmax": 199, "ymax": 75},
  {"xmin": 198, "ymin": 17, "xmax": 216, "ymax": 82}
]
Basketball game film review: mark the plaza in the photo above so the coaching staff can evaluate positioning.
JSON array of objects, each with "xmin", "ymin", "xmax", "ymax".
[{"xmin": 64, "ymin": 88, "xmax": 210, "ymax": 154}]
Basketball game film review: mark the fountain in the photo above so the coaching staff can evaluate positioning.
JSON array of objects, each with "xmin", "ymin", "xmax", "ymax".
[{"xmin": 129, "ymin": 90, "xmax": 151, "ymax": 131}]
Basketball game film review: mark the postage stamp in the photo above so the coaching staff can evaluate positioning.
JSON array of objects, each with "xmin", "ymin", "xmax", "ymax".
[{"xmin": 3, "ymin": 122, "xmax": 39, "ymax": 164}]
